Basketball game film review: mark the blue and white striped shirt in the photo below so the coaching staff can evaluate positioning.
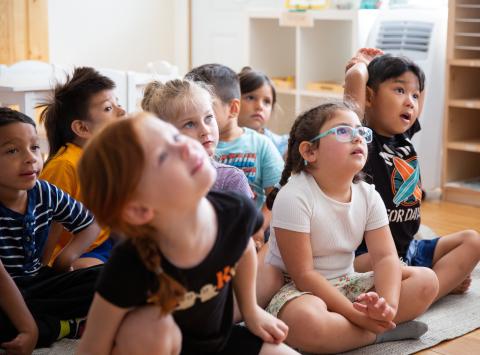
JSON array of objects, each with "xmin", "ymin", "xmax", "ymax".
[{"xmin": 0, "ymin": 180, "xmax": 94, "ymax": 277}]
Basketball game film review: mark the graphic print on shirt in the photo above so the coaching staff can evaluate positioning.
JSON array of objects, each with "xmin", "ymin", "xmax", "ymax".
[
  {"xmin": 149, "ymin": 265, "xmax": 237, "ymax": 311},
  {"xmin": 379, "ymin": 143, "xmax": 421, "ymax": 207},
  {"xmin": 218, "ymin": 153, "xmax": 256, "ymax": 184}
]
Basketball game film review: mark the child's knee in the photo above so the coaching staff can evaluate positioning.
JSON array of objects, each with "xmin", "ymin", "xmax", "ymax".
[
  {"xmin": 410, "ymin": 267, "xmax": 439, "ymax": 301},
  {"xmin": 114, "ymin": 307, "xmax": 181, "ymax": 354},
  {"xmin": 462, "ymin": 229, "xmax": 480, "ymax": 251}
]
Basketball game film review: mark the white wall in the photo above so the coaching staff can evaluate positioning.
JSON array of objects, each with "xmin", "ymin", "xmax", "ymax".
[{"xmin": 48, "ymin": 0, "xmax": 177, "ymax": 72}]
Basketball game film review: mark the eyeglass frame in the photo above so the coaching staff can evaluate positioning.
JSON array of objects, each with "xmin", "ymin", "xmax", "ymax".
[{"xmin": 309, "ymin": 125, "xmax": 373, "ymax": 144}]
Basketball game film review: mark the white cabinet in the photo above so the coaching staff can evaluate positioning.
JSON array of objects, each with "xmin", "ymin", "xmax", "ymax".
[{"xmin": 247, "ymin": 9, "xmax": 378, "ymax": 134}]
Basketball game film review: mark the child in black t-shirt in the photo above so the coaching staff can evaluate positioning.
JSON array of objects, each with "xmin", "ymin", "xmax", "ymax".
[
  {"xmin": 345, "ymin": 49, "xmax": 480, "ymax": 300},
  {"xmin": 76, "ymin": 112, "xmax": 298, "ymax": 355}
]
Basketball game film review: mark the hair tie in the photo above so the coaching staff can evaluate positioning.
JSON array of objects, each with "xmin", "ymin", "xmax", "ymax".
[{"xmin": 274, "ymin": 183, "xmax": 282, "ymax": 190}]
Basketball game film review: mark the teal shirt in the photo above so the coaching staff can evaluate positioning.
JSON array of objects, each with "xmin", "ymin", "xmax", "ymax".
[{"xmin": 216, "ymin": 128, "xmax": 284, "ymax": 209}]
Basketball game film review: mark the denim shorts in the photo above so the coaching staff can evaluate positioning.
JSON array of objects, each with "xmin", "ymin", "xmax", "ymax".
[
  {"xmin": 404, "ymin": 238, "xmax": 440, "ymax": 268},
  {"xmin": 80, "ymin": 238, "xmax": 114, "ymax": 263},
  {"xmin": 355, "ymin": 237, "xmax": 440, "ymax": 269}
]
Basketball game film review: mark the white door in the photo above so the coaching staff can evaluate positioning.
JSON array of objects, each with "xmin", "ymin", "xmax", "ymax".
[{"xmin": 191, "ymin": 0, "xmax": 282, "ymax": 71}]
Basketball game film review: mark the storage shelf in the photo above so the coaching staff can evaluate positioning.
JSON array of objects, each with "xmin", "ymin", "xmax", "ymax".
[
  {"xmin": 276, "ymin": 87, "xmax": 296, "ymax": 96},
  {"xmin": 449, "ymin": 99, "xmax": 480, "ymax": 109},
  {"xmin": 299, "ymin": 90, "xmax": 343, "ymax": 99},
  {"xmin": 447, "ymin": 139, "xmax": 480, "ymax": 153},
  {"xmin": 456, "ymin": 32, "xmax": 480, "ymax": 37},
  {"xmin": 443, "ymin": 183, "xmax": 480, "ymax": 207},
  {"xmin": 449, "ymin": 59, "xmax": 480, "ymax": 67},
  {"xmin": 456, "ymin": 18, "xmax": 480, "ymax": 23},
  {"xmin": 444, "ymin": 0, "xmax": 480, "ymax": 207},
  {"xmin": 249, "ymin": 9, "xmax": 357, "ymax": 21},
  {"xmin": 457, "ymin": 4, "xmax": 480, "ymax": 9}
]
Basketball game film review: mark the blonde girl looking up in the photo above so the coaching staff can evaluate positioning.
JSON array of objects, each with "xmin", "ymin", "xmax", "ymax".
[{"xmin": 141, "ymin": 79, "xmax": 254, "ymax": 201}]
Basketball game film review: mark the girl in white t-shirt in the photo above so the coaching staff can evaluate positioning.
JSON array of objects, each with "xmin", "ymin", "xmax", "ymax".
[{"xmin": 262, "ymin": 102, "xmax": 439, "ymax": 353}]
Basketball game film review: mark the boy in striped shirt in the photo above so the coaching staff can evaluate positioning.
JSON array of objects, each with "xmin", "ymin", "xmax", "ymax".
[{"xmin": 0, "ymin": 107, "xmax": 101, "ymax": 351}]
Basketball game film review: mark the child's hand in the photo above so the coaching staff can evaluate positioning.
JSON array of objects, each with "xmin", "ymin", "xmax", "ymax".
[
  {"xmin": 252, "ymin": 230, "xmax": 265, "ymax": 251},
  {"xmin": 244, "ymin": 305, "xmax": 289, "ymax": 344},
  {"xmin": 351, "ymin": 310, "xmax": 396, "ymax": 334},
  {"xmin": 1, "ymin": 328, "xmax": 38, "ymax": 355},
  {"xmin": 345, "ymin": 47, "xmax": 384, "ymax": 72},
  {"xmin": 353, "ymin": 291, "xmax": 396, "ymax": 323}
]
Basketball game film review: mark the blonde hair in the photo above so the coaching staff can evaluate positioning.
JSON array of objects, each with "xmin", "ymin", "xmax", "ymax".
[
  {"xmin": 78, "ymin": 112, "xmax": 185, "ymax": 313},
  {"xmin": 141, "ymin": 79, "xmax": 213, "ymax": 123}
]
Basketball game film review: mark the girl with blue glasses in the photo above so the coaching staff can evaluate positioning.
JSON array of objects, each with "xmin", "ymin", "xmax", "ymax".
[{"xmin": 258, "ymin": 102, "xmax": 438, "ymax": 353}]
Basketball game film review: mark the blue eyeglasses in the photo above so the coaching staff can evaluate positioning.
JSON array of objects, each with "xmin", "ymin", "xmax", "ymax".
[{"xmin": 310, "ymin": 125, "xmax": 373, "ymax": 144}]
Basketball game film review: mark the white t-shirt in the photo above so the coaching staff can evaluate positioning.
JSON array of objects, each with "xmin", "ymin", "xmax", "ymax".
[{"xmin": 266, "ymin": 171, "xmax": 389, "ymax": 280}]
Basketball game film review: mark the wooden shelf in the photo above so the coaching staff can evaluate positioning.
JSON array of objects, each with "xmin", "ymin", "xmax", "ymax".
[
  {"xmin": 443, "ymin": 0, "xmax": 480, "ymax": 207},
  {"xmin": 449, "ymin": 99, "xmax": 480, "ymax": 109},
  {"xmin": 299, "ymin": 90, "xmax": 343, "ymax": 99},
  {"xmin": 457, "ymin": 4, "xmax": 480, "ymax": 9},
  {"xmin": 449, "ymin": 59, "xmax": 480, "ymax": 67},
  {"xmin": 276, "ymin": 87, "xmax": 296, "ymax": 96},
  {"xmin": 447, "ymin": 139, "xmax": 480, "ymax": 153},
  {"xmin": 443, "ymin": 183, "xmax": 480, "ymax": 207}
]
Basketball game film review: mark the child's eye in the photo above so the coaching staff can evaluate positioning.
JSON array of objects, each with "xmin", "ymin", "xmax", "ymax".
[
  {"xmin": 6, "ymin": 148, "xmax": 18, "ymax": 154},
  {"xmin": 263, "ymin": 98, "xmax": 272, "ymax": 106},
  {"xmin": 158, "ymin": 152, "xmax": 168, "ymax": 164},
  {"xmin": 245, "ymin": 95, "xmax": 255, "ymax": 101},
  {"xmin": 104, "ymin": 106, "xmax": 113, "ymax": 112},
  {"xmin": 412, "ymin": 93, "xmax": 419, "ymax": 100},
  {"xmin": 205, "ymin": 115, "xmax": 214, "ymax": 124},
  {"xmin": 31, "ymin": 145, "xmax": 41, "ymax": 152},
  {"xmin": 184, "ymin": 121, "xmax": 195, "ymax": 129},
  {"xmin": 394, "ymin": 87, "xmax": 405, "ymax": 94}
]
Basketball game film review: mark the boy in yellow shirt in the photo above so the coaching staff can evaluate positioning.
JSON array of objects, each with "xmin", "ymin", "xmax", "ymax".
[{"xmin": 39, "ymin": 67, "xmax": 126, "ymax": 268}]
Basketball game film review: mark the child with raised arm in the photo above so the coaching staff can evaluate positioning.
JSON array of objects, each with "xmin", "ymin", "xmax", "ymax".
[
  {"xmin": 238, "ymin": 67, "xmax": 288, "ymax": 156},
  {"xmin": 345, "ymin": 50, "xmax": 480, "ymax": 299},
  {"xmin": 38, "ymin": 67, "xmax": 126, "ymax": 269},
  {"xmin": 0, "ymin": 107, "xmax": 102, "ymax": 348},
  {"xmin": 263, "ymin": 102, "xmax": 439, "ymax": 353},
  {"xmin": 141, "ymin": 79, "xmax": 253, "ymax": 200},
  {"xmin": 76, "ymin": 113, "xmax": 298, "ymax": 355}
]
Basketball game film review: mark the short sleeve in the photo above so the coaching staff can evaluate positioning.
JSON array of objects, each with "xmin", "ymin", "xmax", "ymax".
[
  {"xmin": 259, "ymin": 137, "xmax": 284, "ymax": 189},
  {"xmin": 42, "ymin": 180, "xmax": 94, "ymax": 234},
  {"xmin": 96, "ymin": 240, "xmax": 155, "ymax": 308},
  {"xmin": 365, "ymin": 186, "xmax": 389, "ymax": 231},
  {"xmin": 222, "ymin": 167, "xmax": 254, "ymax": 199},
  {"xmin": 271, "ymin": 185, "xmax": 312, "ymax": 234}
]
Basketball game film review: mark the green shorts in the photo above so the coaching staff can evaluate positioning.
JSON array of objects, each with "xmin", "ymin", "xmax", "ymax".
[{"xmin": 266, "ymin": 271, "xmax": 375, "ymax": 317}]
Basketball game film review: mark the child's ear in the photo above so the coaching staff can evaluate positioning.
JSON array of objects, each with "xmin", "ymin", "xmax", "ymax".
[
  {"xmin": 228, "ymin": 98, "xmax": 240, "ymax": 119},
  {"xmin": 365, "ymin": 87, "xmax": 375, "ymax": 108},
  {"xmin": 122, "ymin": 201, "xmax": 154, "ymax": 226},
  {"xmin": 71, "ymin": 119, "xmax": 91, "ymax": 139},
  {"xmin": 299, "ymin": 141, "xmax": 316, "ymax": 164}
]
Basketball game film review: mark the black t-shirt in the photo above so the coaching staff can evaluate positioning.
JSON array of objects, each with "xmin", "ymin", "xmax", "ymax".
[
  {"xmin": 362, "ymin": 121, "xmax": 422, "ymax": 257},
  {"xmin": 96, "ymin": 191, "xmax": 263, "ymax": 353}
]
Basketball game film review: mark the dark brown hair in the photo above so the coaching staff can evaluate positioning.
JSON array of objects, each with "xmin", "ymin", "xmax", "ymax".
[
  {"xmin": 266, "ymin": 101, "xmax": 363, "ymax": 210},
  {"xmin": 38, "ymin": 67, "xmax": 115, "ymax": 158},
  {"xmin": 238, "ymin": 66, "xmax": 276, "ymax": 108},
  {"xmin": 78, "ymin": 112, "xmax": 185, "ymax": 313},
  {"xmin": 185, "ymin": 63, "xmax": 240, "ymax": 103}
]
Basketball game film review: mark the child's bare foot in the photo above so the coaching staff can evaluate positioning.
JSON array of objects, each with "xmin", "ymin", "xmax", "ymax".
[{"xmin": 450, "ymin": 275, "xmax": 472, "ymax": 294}]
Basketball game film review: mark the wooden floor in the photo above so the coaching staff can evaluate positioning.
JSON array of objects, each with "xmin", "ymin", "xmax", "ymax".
[{"xmin": 415, "ymin": 200, "xmax": 480, "ymax": 355}]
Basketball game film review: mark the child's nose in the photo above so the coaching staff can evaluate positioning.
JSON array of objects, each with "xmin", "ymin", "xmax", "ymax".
[
  {"xmin": 199, "ymin": 122, "xmax": 210, "ymax": 137},
  {"xmin": 116, "ymin": 105, "xmax": 126, "ymax": 117}
]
